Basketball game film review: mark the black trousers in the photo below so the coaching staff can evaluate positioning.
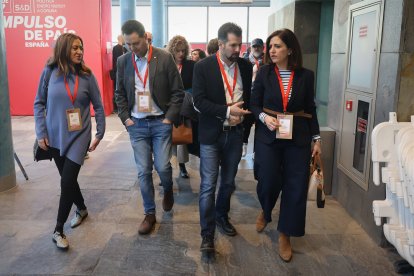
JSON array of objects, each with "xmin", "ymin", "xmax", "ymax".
[
  {"xmin": 242, "ymin": 115, "xmax": 255, "ymax": 144},
  {"xmin": 50, "ymin": 148, "xmax": 85, "ymax": 227},
  {"xmin": 113, "ymin": 82, "xmax": 118, "ymax": 111},
  {"xmin": 255, "ymin": 140, "xmax": 311, "ymax": 237}
]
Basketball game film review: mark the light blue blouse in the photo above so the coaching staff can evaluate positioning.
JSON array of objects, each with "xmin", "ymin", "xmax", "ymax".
[{"xmin": 34, "ymin": 67, "xmax": 105, "ymax": 165}]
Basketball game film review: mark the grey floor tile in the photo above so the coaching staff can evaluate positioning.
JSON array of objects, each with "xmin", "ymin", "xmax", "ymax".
[{"xmin": 0, "ymin": 115, "xmax": 400, "ymax": 275}]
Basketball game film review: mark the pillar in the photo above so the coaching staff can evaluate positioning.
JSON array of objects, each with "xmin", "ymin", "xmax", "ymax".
[
  {"xmin": 151, "ymin": 0, "xmax": 165, "ymax": 47},
  {"xmin": 120, "ymin": 0, "xmax": 136, "ymax": 26},
  {"xmin": 0, "ymin": 4, "xmax": 16, "ymax": 192}
]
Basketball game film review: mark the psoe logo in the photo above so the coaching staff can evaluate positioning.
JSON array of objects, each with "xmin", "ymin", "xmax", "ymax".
[
  {"xmin": 2, "ymin": 0, "xmax": 12, "ymax": 14},
  {"xmin": 13, "ymin": 0, "xmax": 33, "ymax": 13}
]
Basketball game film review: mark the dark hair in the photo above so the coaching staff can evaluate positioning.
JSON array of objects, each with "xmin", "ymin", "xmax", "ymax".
[
  {"xmin": 192, "ymin": 48, "xmax": 206, "ymax": 59},
  {"xmin": 207, "ymin": 38, "xmax": 219, "ymax": 55},
  {"xmin": 121, "ymin": 20, "xmax": 145, "ymax": 37},
  {"xmin": 167, "ymin": 35, "xmax": 190, "ymax": 60},
  {"xmin": 218, "ymin": 22, "xmax": 242, "ymax": 43},
  {"xmin": 264, "ymin": 28, "xmax": 303, "ymax": 70},
  {"xmin": 47, "ymin": 33, "xmax": 91, "ymax": 76}
]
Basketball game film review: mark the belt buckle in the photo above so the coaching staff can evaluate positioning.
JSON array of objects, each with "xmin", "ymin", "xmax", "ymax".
[{"xmin": 223, "ymin": 125, "xmax": 231, "ymax": 131}]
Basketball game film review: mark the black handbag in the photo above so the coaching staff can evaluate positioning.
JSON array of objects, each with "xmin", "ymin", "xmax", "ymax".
[{"xmin": 33, "ymin": 140, "xmax": 52, "ymax": 161}]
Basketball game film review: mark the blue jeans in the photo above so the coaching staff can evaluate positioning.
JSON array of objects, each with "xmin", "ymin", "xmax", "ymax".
[
  {"xmin": 199, "ymin": 126, "xmax": 243, "ymax": 237},
  {"xmin": 127, "ymin": 116, "xmax": 173, "ymax": 215}
]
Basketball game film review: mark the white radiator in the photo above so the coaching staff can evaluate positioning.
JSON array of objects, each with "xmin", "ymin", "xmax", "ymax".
[{"xmin": 371, "ymin": 112, "xmax": 414, "ymax": 265}]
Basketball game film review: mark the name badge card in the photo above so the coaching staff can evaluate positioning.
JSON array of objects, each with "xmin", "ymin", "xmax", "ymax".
[
  {"xmin": 276, "ymin": 114, "xmax": 293, "ymax": 139},
  {"xmin": 137, "ymin": 90, "xmax": 152, "ymax": 113},
  {"xmin": 66, "ymin": 108, "xmax": 82, "ymax": 132}
]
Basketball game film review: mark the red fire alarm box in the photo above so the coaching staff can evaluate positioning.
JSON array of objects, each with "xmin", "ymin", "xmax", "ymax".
[{"xmin": 346, "ymin": 100, "xmax": 353, "ymax": 111}]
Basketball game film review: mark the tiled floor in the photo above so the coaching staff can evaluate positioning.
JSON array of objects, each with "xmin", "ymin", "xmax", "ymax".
[{"xmin": 0, "ymin": 115, "xmax": 401, "ymax": 275}]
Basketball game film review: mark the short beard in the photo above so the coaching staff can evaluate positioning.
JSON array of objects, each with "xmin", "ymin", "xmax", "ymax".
[
  {"xmin": 253, "ymin": 52, "xmax": 262, "ymax": 58},
  {"xmin": 227, "ymin": 54, "xmax": 239, "ymax": 62}
]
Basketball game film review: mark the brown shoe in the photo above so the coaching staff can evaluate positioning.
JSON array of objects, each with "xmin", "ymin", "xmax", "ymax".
[
  {"xmin": 162, "ymin": 190, "xmax": 174, "ymax": 211},
  {"xmin": 138, "ymin": 214, "xmax": 156, "ymax": 235},
  {"xmin": 256, "ymin": 211, "xmax": 268, "ymax": 232},
  {"xmin": 278, "ymin": 232, "xmax": 292, "ymax": 262}
]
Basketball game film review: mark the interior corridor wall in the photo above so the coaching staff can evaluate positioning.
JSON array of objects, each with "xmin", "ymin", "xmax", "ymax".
[{"xmin": 328, "ymin": 0, "xmax": 413, "ymax": 244}]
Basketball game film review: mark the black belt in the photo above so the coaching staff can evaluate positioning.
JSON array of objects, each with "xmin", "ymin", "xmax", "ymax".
[
  {"xmin": 223, "ymin": 124, "xmax": 242, "ymax": 131},
  {"xmin": 140, "ymin": 115, "xmax": 165, "ymax": 120}
]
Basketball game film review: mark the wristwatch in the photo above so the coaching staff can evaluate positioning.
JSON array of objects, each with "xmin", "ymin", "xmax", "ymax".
[{"xmin": 313, "ymin": 138, "xmax": 322, "ymax": 144}]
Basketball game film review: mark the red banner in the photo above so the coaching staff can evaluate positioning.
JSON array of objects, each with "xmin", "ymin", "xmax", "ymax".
[{"xmin": 2, "ymin": 0, "xmax": 113, "ymax": 115}]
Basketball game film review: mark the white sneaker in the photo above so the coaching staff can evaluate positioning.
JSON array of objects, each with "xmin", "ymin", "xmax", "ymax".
[
  {"xmin": 52, "ymin": 231, "xmax": 69, "ymax": 250},
  {"xmin": 242, "ymin": 143, "xmax": 248, "ymax": 157},
  {"xmin": 70, "ymin": 209, "xmax": 88, "ymax": 228}
]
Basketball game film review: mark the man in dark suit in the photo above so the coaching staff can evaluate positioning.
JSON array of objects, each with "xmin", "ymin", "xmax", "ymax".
[
  {"xmin": 193, "ymin": 22, "xmax": 252, "ymax": 260},
  {"xmin": 110, "ymin": 35, "xmax": 127, "ymax": 113},
  {"xmin": 115, "ymin": 20, "xmax": 184, "ymax": 235}
]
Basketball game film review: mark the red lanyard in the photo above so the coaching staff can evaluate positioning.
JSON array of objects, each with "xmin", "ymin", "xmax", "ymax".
[
  {"xmin": 64, "ymin": 75, "xmax": 79, "ymax": 105},
  {"xmin": 132, "ymin": 45, "xmax": 153, "ymax": 90},
  {"xmin": 177, "ymin": 63, "xmax": 182, "ymax": 73},
  {"xmin": 274, "ymin": 66, "xmax": 294, "ymax": 112},
  {"xmin": 216, "ymin": 53, "xmax": 238, "ymax": 102},
  {"xmin": 254, "ymin": 58, "xmax": 260, "ymax": 70}
]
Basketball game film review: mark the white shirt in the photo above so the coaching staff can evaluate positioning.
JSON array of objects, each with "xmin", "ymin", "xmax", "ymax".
[
  {"xmin": 131, "ymin": 51, "xmax": 163, "ymax": 119},
  {"xmin": 217, "ymin": 57, "xmax": 244, "ymax": 126}
]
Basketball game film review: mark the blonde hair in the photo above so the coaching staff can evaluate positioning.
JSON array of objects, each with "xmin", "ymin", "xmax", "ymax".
[{"xmin": 166, "ymin": 35, "xmax": 190, "ymax": 61}]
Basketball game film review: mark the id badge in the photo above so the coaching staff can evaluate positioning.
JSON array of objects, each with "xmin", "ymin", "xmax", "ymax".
[
  {"xmin": 66, "ymin": 108, "xmax": 82, "ymax": 132},
  {"xmin": 137, "ymin": 90, "xmax": 152, "ymax": 113},
  {"xmin": 276, "ymin": 114, "xmax": 293, "ymax": 139}
]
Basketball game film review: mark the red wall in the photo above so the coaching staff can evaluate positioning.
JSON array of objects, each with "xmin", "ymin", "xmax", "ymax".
[{"xmin": 3, "ymin": 0, "xmax": 113, "ymax": 115}]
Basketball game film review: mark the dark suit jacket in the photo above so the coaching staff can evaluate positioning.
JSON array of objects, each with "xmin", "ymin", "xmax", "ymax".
[
  {"xmin": 193, "ymin": 55, "xmax": 253, "ymax": 145},
  {"xmin": 181, "ymin": 59, "xmax": 195, "ymax": 90},
  {"xmin": 115, "ymin": 47, "xmax": 185, "ymax": 125},
  {"xmin": 110, "ymin": 44, "xmax": 126, "ymax": 81},
  {"xmin": 250, "ymin": 64, "xmax": 320, "ymax": 146}
]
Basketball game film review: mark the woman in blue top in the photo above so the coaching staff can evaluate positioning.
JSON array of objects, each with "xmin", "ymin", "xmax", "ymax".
[{"xmin": 34, "ymin": 33, "xmax": 106, "ymax": 250}]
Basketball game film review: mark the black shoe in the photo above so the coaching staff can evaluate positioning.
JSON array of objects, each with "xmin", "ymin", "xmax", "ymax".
[
  {"xmin": 201, "ymin": 235, "xmax": 215, "ymax": 263},
  {"xmin": 200, "ymin": 235, "xmax": 215, "ymax": 252},
  {"xmin": 179, "ymin": 163, "xmax": 189, "ymax": 178},
  {"xmin": 162, "ymin": 190, "xmax": 174, "ymax": 212},
  {"xmin": 216, "ymin": 217, "xmax": 237, "ymax": 236}
]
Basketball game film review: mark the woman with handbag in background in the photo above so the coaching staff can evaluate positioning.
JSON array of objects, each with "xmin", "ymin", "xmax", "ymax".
[
  {"xmin": 250, "ymin": 28, "xmax": 321, "ymax": 262},
  {"xmin": 166, "ymin": 35, "xmax": 196, "ymax": 178},
  {"xmin": 33, "ymin": 33, "xmax": 105, "ymax": 250}
]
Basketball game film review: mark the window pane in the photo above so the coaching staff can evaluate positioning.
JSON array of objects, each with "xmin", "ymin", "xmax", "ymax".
[
  {"xmin": 168, "ymin": 7, "xmax": 207, "ymax": 43},
  {"xmin": 248, "ymin": 7, "xmax": 271, "ymax": 43},
  {"xmin": 208, "ymin": 7, "xmax": 248, "ymax": 42},
  {"xmin": 111, "ymin": 6, "xmax": 152, "ymax": 43},
  {"xmin": 353, "ymin": 100, "xmax": 369, "ymax": 173},
  {"xmin": 111, "ymin": 6, "xmax": 120, "ymax": 43},
  {"xmin": 136, "ymin": 6, "xmax": 152, "ymax": 33}
]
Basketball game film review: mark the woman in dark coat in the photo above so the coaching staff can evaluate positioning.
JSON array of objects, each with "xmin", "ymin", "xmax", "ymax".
[
  {"xmin": 166, "ymin": 35, "xmax": 197, "ymax": 178},
  {"xmin": 250, "ymin": 29, "xmax": 321, "ymax": 262}
]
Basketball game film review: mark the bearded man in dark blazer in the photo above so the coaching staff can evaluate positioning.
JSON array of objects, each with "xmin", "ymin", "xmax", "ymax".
[{"xmin": 193, "ymin": 22, "xmax": 252, "ymax": 259}]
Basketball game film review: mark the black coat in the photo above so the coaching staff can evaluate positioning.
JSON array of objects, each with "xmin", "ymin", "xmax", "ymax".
[
  {"xmin": 250, "ymin": 64, "xmax": 320, "ymax": 146},
  {"xmin": 193, "ymin": 55, "xmax": 253, "ymax": 145},
  {"xmin": 110, "ymin": 44, "xmax": 126, "ymax": 80},
  {"xmin": 180, "ymin": 59, "xmax": 195, "ymax": 90}
]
